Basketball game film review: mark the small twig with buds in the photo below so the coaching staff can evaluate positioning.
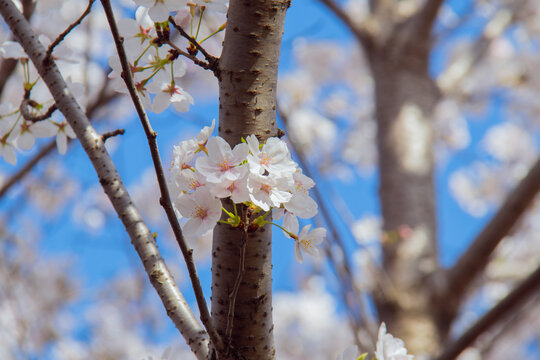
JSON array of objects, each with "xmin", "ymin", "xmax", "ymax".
[
  {"xmin": 43, "ymin": 0, "xmax": 95, "ymax": 65},
  {"xmin": 101, "ymin": 128, "xmax": 124, "ymax": 142},
  {"xmin": 19, "ymin": 90, "xmax": 57, "ymax": 122},
  {"xmin": 168, "ymin": 16, "xmax": 219, "ymax": 74},
  {"xmin": 167, "ymin": 41, "xmax": 215, "ymax": 71}
]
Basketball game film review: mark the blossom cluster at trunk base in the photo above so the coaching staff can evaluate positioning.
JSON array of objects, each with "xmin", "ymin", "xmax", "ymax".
[{"xmin": 169, "ymin": 121, "xmax": 325, "ymax": 263}]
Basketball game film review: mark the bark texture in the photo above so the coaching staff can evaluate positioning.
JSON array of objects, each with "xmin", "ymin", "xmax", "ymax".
[
  {"xmin": 367, "ymin": 25, "xmax": 442, "ymax": 355},
  {"xmin": 0, "ymin": 2, "xmax": 210, "ymax": 358},
  {"xmin": 212, "ymin": 1, "xmax": 288, "ymax": 359}
]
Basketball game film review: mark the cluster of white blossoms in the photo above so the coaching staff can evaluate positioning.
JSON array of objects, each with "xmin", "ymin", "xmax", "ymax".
[
  {"xmin": 109, "ymin": 1, "xmax": 228, "ymax": 113},
  {"xmin": 336, "ymin": 323, "xmax": 413, "ymax": 360},
  {"xmin": 169, "ymin": 121, "xmax": 325, "ymax": 263},
  {"xmin": 0, "ymin": 37, "xmax": 78, "ymax": 165}
]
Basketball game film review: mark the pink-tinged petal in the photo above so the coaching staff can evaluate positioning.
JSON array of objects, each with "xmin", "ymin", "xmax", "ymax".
[
  {"xmin": 282, "ymin": 213, "xmax": 298, "ymax": 238},
  {"xmin": 298, "ymin": 224, "xmax": 311, "ymax": 240},
  {"xmin": 284, "ymin": 193, "xmax": 318, "ymax": 219},
  {"xmin": 32, "ymin": 121, "xmax": 57, "ymax": 138},
  {"xmin": 148, "ymin": 2, "xmax": 170, "ymax": 22},
  {"xmin": 134, "ymin": 0, "xmax": 155, "ymax": 8},
  {"xmin": 232, "ymin": 142, "xmax": 249, "ymax": 163},
  {"xmin": 57, "ymin": 132, "xmax": 68, "ymax": 155},
  {"xmin": 65, "ymin": 124, "xmax": 76, "ymax": 138},
  {"xmin": 294, "ymin": 241, "xmax": 303, "ymax": 264},
  {"xmin": 175, "ymin": 194, "xmax": 197, "ymax": 217},
  {"xmin": 1, "ymin": 144, "xmax": 17, "ymax": 165},
  {"xmin": 151, "ymin": 93, "xmax": 170, "ymax": 113},
  {"xmin": 172, "ymin": 98, "xmax": 192, "ymax": 113},
  {"xmin": 18, "ymin": 131, "xmax": 35, "ymax": 150},
  {"xmin": 0, "ymin": 41, "xmax": 26, "ymax": 59}
]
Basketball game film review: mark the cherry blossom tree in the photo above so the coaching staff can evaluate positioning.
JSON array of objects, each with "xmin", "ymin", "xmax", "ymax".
[{"xmin": 1, "ymin": 0, "xmax": 540, "ymax": 360}]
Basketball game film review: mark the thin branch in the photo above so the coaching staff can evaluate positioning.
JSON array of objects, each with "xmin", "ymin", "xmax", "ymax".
[
  {"xmin": 437, "ymin": 265, "xmax": 540, "ymax": 360},
  {"xmin": 0, "ymin": 2, "xmax": 210, "ymax": 358},
  {"xmin": 101, "ymin": 128, "xmax": 124, "ymax": 142},
  {"xmin": 167, "ymin": 41, "xmax": 213, "ymax": 71},
  {"xmin": 99, "ymin": 0, "xmax": 224, "ymax": 354},
  {"xmin": 442, "ymin": 157, "xmax": 540, "ymax": 321},
  {"xmin": 318, "ymin": 0, "xmax": 375, "ymax": 53},
  {"xmin": 19, "ymin": 96, "xmax": 57, "ymax": 122},
  {"xmin": 168, "ymin": 16, "xmax": 219, "ymax": 72},
  {"xmin": 43, "ymin": 0, "xmax": 95, "ymax": 65}
]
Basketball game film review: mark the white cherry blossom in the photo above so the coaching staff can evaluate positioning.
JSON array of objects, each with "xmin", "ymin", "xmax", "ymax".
[
  {"xmin": 13, "ymin": 120, "xmax": 57, "ymax": 150},
  {"xmin": 54, "ymin": 121, "xmax": 76, "ymax": 155},
  {"xmin": 246, "ymin": 134, "xmax": 297, "ymax": 177},
  {"xmin": 195, "ymin": 136, "xmax": 248, "ymax": 183},
  {"xmin": 193, "ymin": 0, "xmax": 228, "ymax": 13},
  {"xmin": 375, "ymin": 323, "xmax": 414, "ymax": 360},
  {"xmin": 247, "ymin": 172, "xmax": 293, "ymax": 211},
  {"xmin": 0, "ymin": 40, "xmax": 26, "ymax": 59},
  {"xmin": 149, "ymin": 79, "xmax": 194, "ymax": 113},
  {"xmin": 282, "ymin": 219, "xmax": 325, "ymax": 263},
  {"xmin": 175, "ymin": 188, "xmax": 221, "ymax": 239},
  {"xmin": 209, "ymin": 176, "xmax": 250, "ymax": 204},
  {"xmin": 134, "ymin": 0, "xmax": 187, "ymax": 22},
  {"xmin": 0, "ymin": 136, "xmax": 17, "ymax": 165}
]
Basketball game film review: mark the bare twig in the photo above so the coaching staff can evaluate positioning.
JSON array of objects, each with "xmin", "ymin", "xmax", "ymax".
[
  {"xmin": 442, "ymin": 157, "xmax": 540, "ymax": 322},
  {"xmin": 0, "ymin": 2, "xmax": 210, "ymax": 358},
  {"xmin": 99, "ymin": 0, "xmax": 224, "ymax": 354},
  {"xmin": 437, "ymin": 265, "xmax": 540, "ymax": 360},
  {"xmin": 167, "ymin": 41, "xmax": 213, "ymax": 71},
  {"xmin": 43, "ymin": 0, "xmax": 95, "ymax": 65},
  {"xmin": 101, "ymin": 128, "xmax": 124, "ymax": 142},
  {"xmin": 318, "ymin": 0, "xmax": 375, "ymax": 53},
  {"xmin": 19, "ymin": 96, "xmax": 57, "ymax": 122},
  {"xmin": 168, "ymin": 16, "xmax": 219, "ymax": 72}
]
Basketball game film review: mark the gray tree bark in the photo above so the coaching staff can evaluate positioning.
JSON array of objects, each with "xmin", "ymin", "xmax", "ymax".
[{"xmin": 211, "ymin": 1, "xmax": 289, "ymax": 359}]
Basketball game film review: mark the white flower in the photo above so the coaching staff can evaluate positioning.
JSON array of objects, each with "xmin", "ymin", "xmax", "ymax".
[
  {"xmin": 0, "ymin": 137, "xmax": 17, "ymax": 165},
  {"xmin": 335, "ymin": 345, "xmax": 359, "ymax": 360},
  {"xmin": 14, "ymin": 120, "xmax": 56, "ymax": 150},
  {"xmin": 193, "ymin": 0, "xmax": 228, "ymax": 13},
  {"xmin": 134, "ymin": 0, "xmax": 187, "ymax": 22},
  {"xmin": 284, "ymin": 192, "xmax": 318, "ymax": 218},
  {"xmin": 283, "ymin": 218, "xmax": 325, "ymax": 263},
  {"xmin": 247, "ymin": 172, "xmax": 293, "ymax": 211},
  {"xmin": 375, "ymin": 323, "xmax": 414, "ymax": 360},
  {"xmin": 283, "ymin": 171, "xmax": 317, "ymax": 218},
  {"xmin": 195, "ymin": 119, "xmax": 215, "ymax": 151},
  {"xmin": 294, "ymin": 224, "xmax": 325, "ymax": 263},
  {"xmin": 209, "ymin": 175, "xmax": 250, "ymax": 203},
  {"xmin": 149, "ymin": 79, "xmax": 194, "ymax": 113},
  {"xmin": 54, "ymin": 122, "xmax": 76, "ymax": 155},
  {"xmin": 246, "ymin": 134, "xmax": 297, "ymax": 177},
  {"xmin": 175, "ymin": 188, "xmax": 221, "ymax": 239},
  {"xmin": 0, "ymin": 41, "xmax": 26, "ymax": 59},
  {"xmin": 196, "ymin": 136, "xmax": 248, "ymax": 183}
]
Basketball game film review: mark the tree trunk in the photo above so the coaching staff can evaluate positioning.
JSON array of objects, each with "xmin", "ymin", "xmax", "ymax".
[
  {"xmin": 369, "ymin": 41, "xmax": 442, "ymax": 355},
  {"xmin": 211, "ymin": 1, "xmax": 288, "ymax": 359}
]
